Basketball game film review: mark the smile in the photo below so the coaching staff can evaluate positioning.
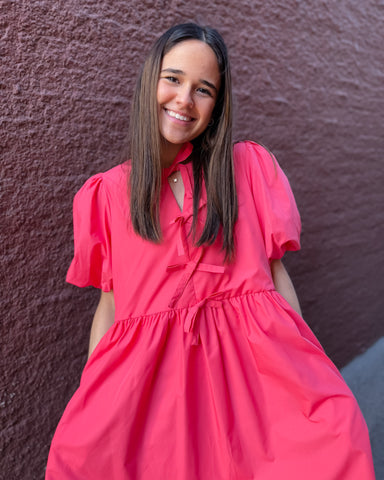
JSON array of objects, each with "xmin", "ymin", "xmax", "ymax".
[{"xmin": 165, "ymin": 109, "xmax": 193, "ymax": 122}]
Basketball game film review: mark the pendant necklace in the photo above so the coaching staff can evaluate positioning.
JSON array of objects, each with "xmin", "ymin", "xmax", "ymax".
[{"xmin": 170, "ymin": 172, "xmax": 179, "ymax": 183}]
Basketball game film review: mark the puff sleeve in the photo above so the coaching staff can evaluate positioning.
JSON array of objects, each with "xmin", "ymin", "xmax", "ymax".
[
  {"xmin": 66, "ymin": 174, "xmax": 113, "ymax": 291},
  {"xmin": 240, "ymin": 141, "xmax": 301, "ymax": 260}
]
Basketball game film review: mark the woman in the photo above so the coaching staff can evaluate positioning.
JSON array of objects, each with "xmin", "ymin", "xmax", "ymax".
[{"xmin": 46, "ymin": 23, "xmax": 375, "ymax": 479}]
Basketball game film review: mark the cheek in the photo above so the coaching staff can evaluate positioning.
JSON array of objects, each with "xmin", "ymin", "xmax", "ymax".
[
  {"xmin": 157, "ymin": 82, "xmax": 172, "ymax": 105},
  {"xmin": 156, "ymin": 84, "xmax": 163, "ymax": 105},
  {"xmin": 201, "ymin": 102, "xmax": 216, "ymax": 124}
]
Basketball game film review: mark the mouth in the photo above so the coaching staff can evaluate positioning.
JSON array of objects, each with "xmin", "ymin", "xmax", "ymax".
[{"xmin": 164, "ymin": 109, "xmax": 194, "ymax": 122}]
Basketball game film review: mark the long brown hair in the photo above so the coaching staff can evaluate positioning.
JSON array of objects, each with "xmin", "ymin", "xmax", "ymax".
[{"xmin": 129, "ymin": 23, "xmax": 237, "ymax": 260}]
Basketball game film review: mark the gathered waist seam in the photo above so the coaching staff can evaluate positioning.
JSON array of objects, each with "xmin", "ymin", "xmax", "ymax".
[{"xmin": 114, "ymin": 288, "xmax": 276, "ymax": 324}]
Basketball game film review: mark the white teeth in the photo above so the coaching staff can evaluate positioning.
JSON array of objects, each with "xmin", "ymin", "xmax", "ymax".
[{"xmin": 166, "ymin": 110, "xmax": 191, "ymax": 122}]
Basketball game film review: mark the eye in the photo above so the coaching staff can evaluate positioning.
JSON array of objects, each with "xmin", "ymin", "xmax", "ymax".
[
  {"xmin": 164, "ymin": 76, "xmax": 179, "ymax": 83},
  {"xmin": 196, "ymin": 87, "xmax": 213, "ymax": 97}
]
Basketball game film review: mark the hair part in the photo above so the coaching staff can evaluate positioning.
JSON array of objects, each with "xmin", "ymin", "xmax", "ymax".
[{"xmin": 129, "ymin": 22, "xmax": 238, "ymax": 260}]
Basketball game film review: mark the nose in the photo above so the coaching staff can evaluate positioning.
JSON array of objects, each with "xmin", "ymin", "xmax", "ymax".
[{"xmin": 176, "ymin": 85, "xmax": 193, "ymax": 108}]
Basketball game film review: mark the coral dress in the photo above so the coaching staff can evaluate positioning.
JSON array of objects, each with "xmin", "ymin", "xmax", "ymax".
[{"xmin": 46, "ymin": 142, "xmax": 374, "ymax": 479}]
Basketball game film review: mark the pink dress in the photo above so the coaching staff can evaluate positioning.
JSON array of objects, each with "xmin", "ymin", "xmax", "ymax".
[{"xmin": 46, "ymin": 141, "xmax": 374, "ymax": 479}]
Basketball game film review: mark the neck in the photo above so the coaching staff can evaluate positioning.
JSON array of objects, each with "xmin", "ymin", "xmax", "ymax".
[{"xmin": 160, "ymin": 141, "xmax": 182, "ymax": 168}]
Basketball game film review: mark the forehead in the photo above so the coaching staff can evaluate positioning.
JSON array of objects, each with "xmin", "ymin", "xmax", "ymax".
[{"xmin": 162, "ymin": 40, "xmax": 220, "ymax": 76}]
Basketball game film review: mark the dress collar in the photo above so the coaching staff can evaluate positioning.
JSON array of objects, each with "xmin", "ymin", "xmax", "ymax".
[{"xmin": 162, "ymin": 142, "xmax": 193, "ymax": 177}]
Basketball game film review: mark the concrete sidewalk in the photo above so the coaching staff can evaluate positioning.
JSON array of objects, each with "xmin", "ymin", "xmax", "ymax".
[{"xmin": 341, "ymin": 337, "xmax": 384, "ymax": 479}]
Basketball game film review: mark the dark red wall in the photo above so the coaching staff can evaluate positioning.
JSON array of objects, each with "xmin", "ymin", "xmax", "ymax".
[{"xmin": 1, "ymin": 0, "xmax": 383, "ymax": 477}]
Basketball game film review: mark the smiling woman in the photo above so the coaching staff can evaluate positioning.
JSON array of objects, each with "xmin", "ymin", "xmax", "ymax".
[
  {"xmin": 45, "ymin": 23, "xmax": 375, "ymax": 480},
  {"xmin": 128, "ymin": 24, "xmax": 236, "ymax": 255},
  {"xmin": 157, "ymin": 40, "xmax": 220, "ymax": 165}
]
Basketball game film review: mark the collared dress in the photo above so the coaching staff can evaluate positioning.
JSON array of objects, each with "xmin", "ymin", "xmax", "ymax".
[{"xmin": 46, "ymin": 141, "xmax": 375, "ymax": 479}]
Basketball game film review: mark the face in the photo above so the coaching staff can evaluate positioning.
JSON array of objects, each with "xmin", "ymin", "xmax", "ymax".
[{"xmin": 157, "ymin": 39, "xmax": 221, "ymax": 165}]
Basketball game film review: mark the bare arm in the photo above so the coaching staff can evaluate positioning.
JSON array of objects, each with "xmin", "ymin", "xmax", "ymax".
[
  {"xmin": 88, "ymin": 290, "xmax": 115, "ymax": 359},
  {"xmin": 270, "ymin": 259, "xmax": 302, "ymax": 316}
]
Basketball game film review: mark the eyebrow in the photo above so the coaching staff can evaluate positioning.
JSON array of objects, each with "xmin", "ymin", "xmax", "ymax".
[{"xmin": 161, "ymin": 68, "xmax": 218, "ymax": 92}]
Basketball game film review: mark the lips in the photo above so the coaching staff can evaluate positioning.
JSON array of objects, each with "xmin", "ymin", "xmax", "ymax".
[{"xmin": 164, "ymin": 109, "xmax": 193, "ymax": 122}]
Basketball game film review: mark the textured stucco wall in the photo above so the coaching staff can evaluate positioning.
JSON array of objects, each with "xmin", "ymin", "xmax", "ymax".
[{"xmin": 1, "ymin": 0, "xmax": 383, "ymax": 477}]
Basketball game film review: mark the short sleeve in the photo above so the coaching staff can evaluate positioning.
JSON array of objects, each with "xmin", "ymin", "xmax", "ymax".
[
  {"xmin": 66, "ymin": 174, "xmax": 113, "ymax": 291},
  {"xmin": 238, "ymin": 141, "xmax": 301, "ymax": 260}
]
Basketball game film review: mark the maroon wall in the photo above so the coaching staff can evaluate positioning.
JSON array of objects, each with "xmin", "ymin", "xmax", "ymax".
[{"xmin": 1, "ymin": 0, "xmax": 383, "ymax": 477}]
